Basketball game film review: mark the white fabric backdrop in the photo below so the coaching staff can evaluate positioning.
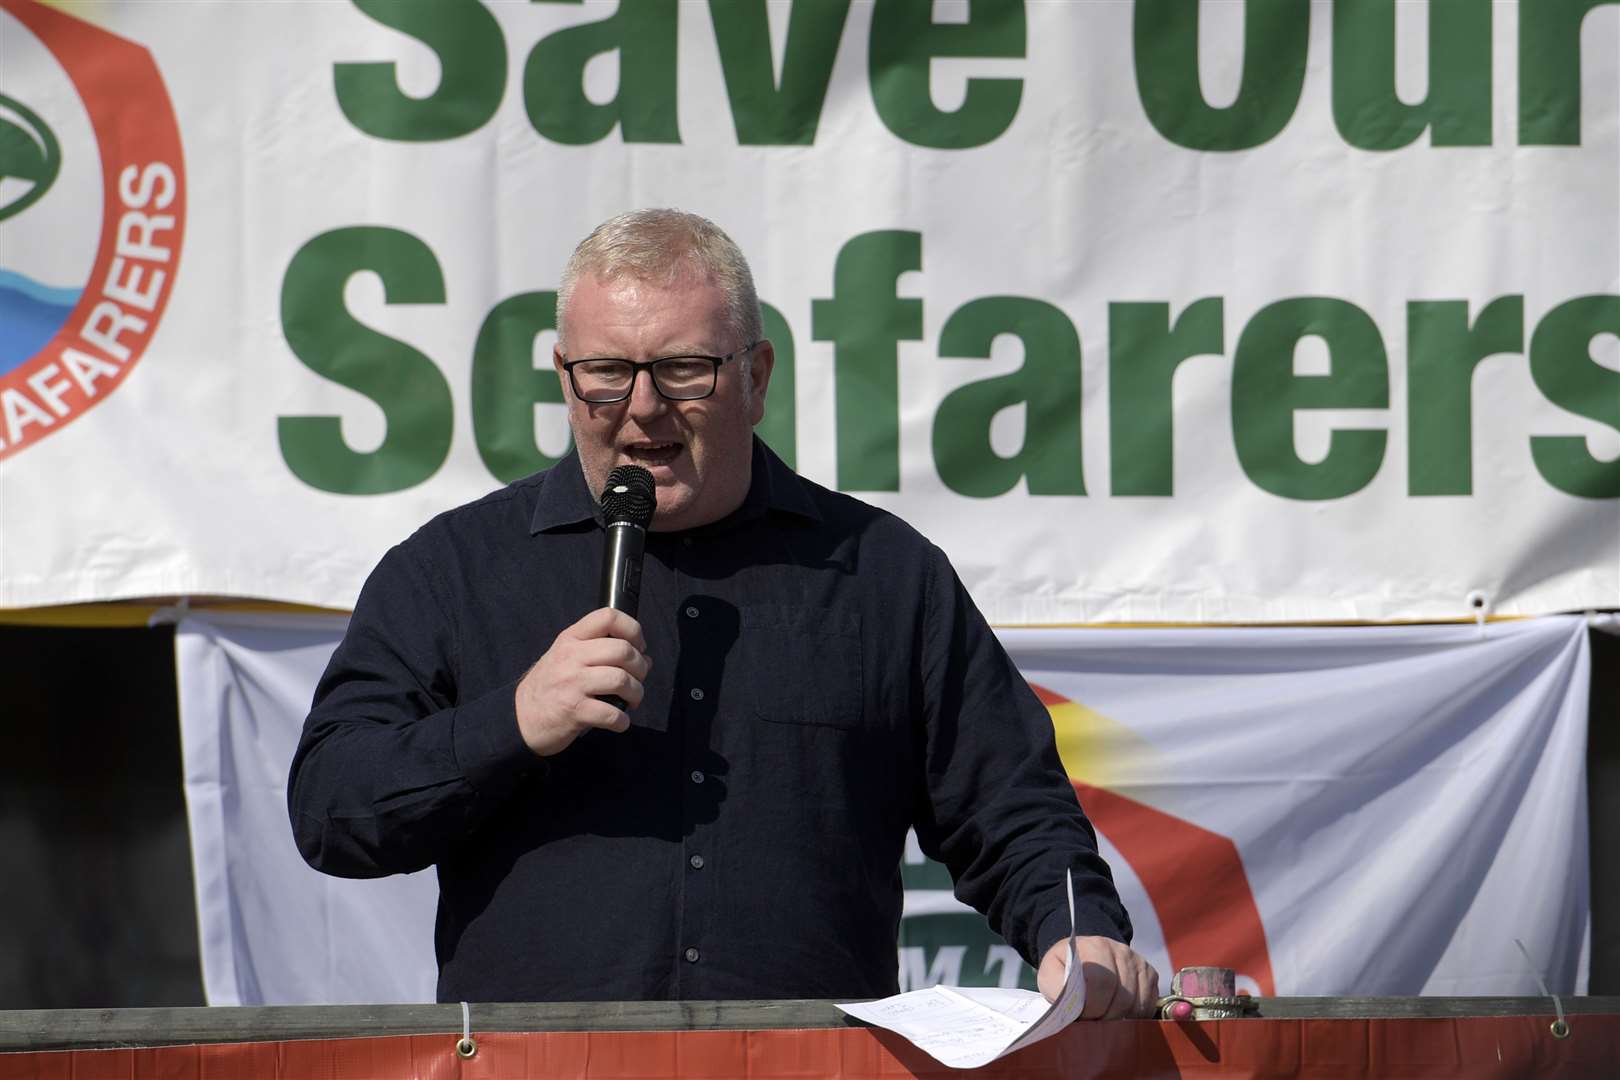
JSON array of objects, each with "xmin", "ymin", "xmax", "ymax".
[
  {"xmin": 174, "ymin": 610, "xmax": 436, "ymax": 1006},
  {"xmin": 174, "ymin": 610, "xmax": 1591, "ymax": 1005}
]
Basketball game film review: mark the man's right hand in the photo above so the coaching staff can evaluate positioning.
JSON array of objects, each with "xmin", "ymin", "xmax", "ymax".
[{"xmin": 514, "ymin": 608, "xmax": 651, "ymax": 757}]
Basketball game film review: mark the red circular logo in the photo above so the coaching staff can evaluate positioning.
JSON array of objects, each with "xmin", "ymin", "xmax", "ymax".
[
  {"xmin": 1034, "ymin": 682, "xmax": 1276, "ymax": 995},
  {"xmin": 0, "ymin": 0, "xmax": 185, "ymax": 460}
]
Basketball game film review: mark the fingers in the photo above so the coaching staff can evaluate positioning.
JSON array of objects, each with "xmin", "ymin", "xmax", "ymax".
[
  {"xmin": 570, "ymin": 691, "xmax": 635, "ymax": 733},
  {"xmin": 1136, "ymin": 961, "xmax": 1161, "ymax": 1018},
  {"xmin": 1079, "ymin": 956, "xmax": 1121, "ymax": 1020},
  {"xmin": 565, "ymin": 606, "xmax": 647, "ymax": 654},
  {"xmin": 572, "ymin": 618, "xmax": 651, "ymax": 716},
  {"xmin": 1093, "ymin": 941, "xmax": 1158, "ymax": 1019},
  {"xmin": 556, "ymin": 611, "xmax": 653, "ymax": 706},
  {"xmin": 1089, "ymin": 950, "xmax": 1158, "ymax": 1020},
  {"xmin": 1050, "ymin": 937, "xmax": 1161, "ymax": 1020},
  {"xmin": 569, "ymin": 634, "xmax": 652, "ymax": 682},
  {"xmin": 576, "ymin": 658, "xmax": 647, "ymax": 713},
  {"xmin": 514, "ymin": 609, "xmax": 653, "ymax": 756},
  {"xmin": 1035, "ymin": 940, "xmax": 1068, "ymax": 1003}
]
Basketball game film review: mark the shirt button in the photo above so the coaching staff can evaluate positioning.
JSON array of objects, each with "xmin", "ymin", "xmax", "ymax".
[
  {"xmin": 690, "ymin": 769, "xmax": 705, "ymax": 784},
  {"xmin": 689, "ymin": 854, "xmax": 705, "ymax": 869},
  {"xmin": 684, "ymin": 947, "xmax": 700, "ymax": 962},
  {"xmin": 685, "ymin": 606, "xmax": 700, "ymax": 618},
  {"xmin": 681, "ymin": 537, "xmax": 693, "ymax": 547},
  {"xmin": 689, "ymin": 687, "xmax": 705, "ymax": 701}
]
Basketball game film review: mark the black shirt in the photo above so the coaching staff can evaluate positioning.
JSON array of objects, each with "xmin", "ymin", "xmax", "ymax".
[{"xmin": 288, "ymin": 439, "xmax": 1130, "ymax": 1002}]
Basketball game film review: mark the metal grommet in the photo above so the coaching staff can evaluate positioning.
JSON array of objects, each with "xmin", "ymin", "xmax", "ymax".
[
  {"xmin": 1550, "ymin": 1019, "xmax": 1570, "ymax": 1039},
  {"xmin": 457, "ymin": 1001, "xmax": 476, "ymax": 1057}
]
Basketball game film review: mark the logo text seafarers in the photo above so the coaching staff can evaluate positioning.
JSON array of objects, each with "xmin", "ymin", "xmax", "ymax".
[{"xmin": 0, "ymin": 164, "xmax": 176, "ymax": 452}]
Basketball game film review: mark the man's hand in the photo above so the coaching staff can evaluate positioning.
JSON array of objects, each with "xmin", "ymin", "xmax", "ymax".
[
  {"xmin": 1036, "ymin": 936, "xmax": 1160, "ymax": 1019},
  {"xmin": 515, "ymin": 608, "xmax": 650, "ymax": 757}
]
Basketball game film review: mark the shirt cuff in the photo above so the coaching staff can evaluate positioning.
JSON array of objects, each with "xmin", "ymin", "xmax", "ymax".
[
  {"xmin": 450, "ymin": 677, "xmax": 541, "ymax": 803},
  {"xmin": 1032, "ymin": 897, "xmax": 1129, "ymax": 965},
  {"xmin": 1033, "ymin": 905, "xmax": 1074, "ymax": 965}
]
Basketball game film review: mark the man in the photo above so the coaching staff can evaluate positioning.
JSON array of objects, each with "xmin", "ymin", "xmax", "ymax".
[{"xmin": 289, "ymin": 209, "xmax": 1157, "ymax": 1015}]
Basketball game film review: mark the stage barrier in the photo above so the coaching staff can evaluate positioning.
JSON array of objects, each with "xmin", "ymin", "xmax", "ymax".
[{"xmin": 2, "ymin": 999, "xmax": 1617, "ymax": 1078}]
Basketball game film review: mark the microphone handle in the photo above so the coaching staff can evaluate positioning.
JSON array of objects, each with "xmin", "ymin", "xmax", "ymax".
[
  {"xmin": 600, "ymin": 522, "xmax": 645, "ymax": 615},
  {"xmin": 597, "ymin": 521, "xmax": 645, "ymax": 710}
]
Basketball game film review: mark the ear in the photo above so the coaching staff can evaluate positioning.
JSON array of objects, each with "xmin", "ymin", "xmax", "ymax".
[
  {"xmin": 553, "ymin": 345, "xmax": 572, "ymax": 401},
  {"xmin": 747, "ymin": 340, "xmax": 775, "ymax": 427}
]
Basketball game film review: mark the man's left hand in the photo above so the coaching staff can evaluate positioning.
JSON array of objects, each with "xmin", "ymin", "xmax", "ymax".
[{"xmin": 1036, "ymin": 936, "xmax": 1160, "ymax": 1018}]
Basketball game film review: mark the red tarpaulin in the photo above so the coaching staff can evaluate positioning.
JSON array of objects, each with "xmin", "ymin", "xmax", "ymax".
[{"xmin": 3, "ymin": 1017, "xmax": 1616, "ymax": 1079}]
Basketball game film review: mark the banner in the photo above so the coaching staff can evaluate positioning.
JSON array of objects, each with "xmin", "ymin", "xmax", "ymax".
[
  {"xmin": 174, "ymin": 610, "xmax": 436, "ymax": 1006},
  {"xmin": 174, "ymin": 610, "xmax": 1591, "ymax": 1004},
  {"xmin": 3, "ymin": 0, "xmax": 1616, "ymax": 622}
]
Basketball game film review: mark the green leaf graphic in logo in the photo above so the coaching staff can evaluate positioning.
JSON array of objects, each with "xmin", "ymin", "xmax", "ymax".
[{"xmin": 0, "ymin": 93, "xmax": 61, "ymax": 223}]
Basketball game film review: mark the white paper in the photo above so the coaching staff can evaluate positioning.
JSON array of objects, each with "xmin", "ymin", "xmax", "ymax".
[{"xmin": 837, "ymin": 871, "xmax": 1088, "ymax": 1069}]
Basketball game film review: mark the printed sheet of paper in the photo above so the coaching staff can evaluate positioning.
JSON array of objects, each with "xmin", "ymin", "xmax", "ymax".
[{"xmin": 836, "ymin": 871, "xmax": 1088, "ymax": 1069}]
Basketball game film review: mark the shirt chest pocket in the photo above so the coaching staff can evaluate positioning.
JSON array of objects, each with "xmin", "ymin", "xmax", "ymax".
[{"xmin": 737, "ymin": 605, "xmax": 863, "ymax": 730}]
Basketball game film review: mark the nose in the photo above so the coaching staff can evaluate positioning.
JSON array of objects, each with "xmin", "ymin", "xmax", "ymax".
[{"xmin": 624, "ymin": 364, "xmax": 668, "ymax": 421}]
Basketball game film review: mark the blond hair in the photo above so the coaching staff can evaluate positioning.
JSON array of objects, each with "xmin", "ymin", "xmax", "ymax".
[{"xmin": 557, "ymin": 209, "xmax": 763, "ymax": 356}]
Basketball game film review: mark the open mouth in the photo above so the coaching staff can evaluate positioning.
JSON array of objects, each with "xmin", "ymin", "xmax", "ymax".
[{"xmin": 622, "ymin": 442, "xmax": 682, "ymax": 468}]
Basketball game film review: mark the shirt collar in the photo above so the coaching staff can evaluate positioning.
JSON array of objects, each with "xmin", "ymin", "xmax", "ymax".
[{"xmin": 529, "ymin": 437, "xmax": 821, "ymax": 536}]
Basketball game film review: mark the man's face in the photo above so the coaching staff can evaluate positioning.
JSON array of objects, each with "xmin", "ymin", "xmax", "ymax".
[{"xmin": 556, "ymin": 273, "xmax": 773, "ymax": 532}]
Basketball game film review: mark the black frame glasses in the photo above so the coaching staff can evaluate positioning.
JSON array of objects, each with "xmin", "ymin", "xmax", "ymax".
[{"xmin": 560, "ymin": 341, "xmax": 762, "ymax": 403}]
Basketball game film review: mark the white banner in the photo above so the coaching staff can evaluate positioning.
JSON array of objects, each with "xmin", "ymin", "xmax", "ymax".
[
  {"xmin": 174, "ymin": 610, "xmax": 1591, "ymax": 1004},
  {"xmin": 174, "ymin": 610, "xmax": 436, "ymax": 1006},
  {"xmin": 3, "ymin": 0, "xmax": 1617, "ymax": 622}
]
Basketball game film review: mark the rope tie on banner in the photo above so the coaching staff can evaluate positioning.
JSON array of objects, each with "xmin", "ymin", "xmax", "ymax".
[
  {"xmin": 456, "ymin": 1001, "xmax": 477, "ymax": 1058},
  {"xmin": 146, "ymin": 596, "xmax": 192, "ymax": 628},
  {"xmin": 1513, "ymin": 938, "xmax": 1569, "ymax": 1039},
  {"xmin": 1465, "ymin": 590, "xmax": 1490, "ymax": 639}
]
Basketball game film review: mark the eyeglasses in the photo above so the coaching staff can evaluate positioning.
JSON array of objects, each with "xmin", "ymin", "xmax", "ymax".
[{"xmin": 560, "ymin": 341, "xmax": 761, "ymax": 403}]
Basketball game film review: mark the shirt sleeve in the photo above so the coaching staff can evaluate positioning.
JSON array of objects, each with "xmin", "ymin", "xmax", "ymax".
[
  {"xmin": 909, "ymin": 544, "xmax": 1133, "ymax": 967},
  {"xmin": 286, "ymin": 538, "xmax": 540, "ymax": 878}
]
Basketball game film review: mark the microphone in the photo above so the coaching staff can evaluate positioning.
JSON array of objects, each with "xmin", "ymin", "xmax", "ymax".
[
  {"xmin": 598, "ymin": 464, "xmax": 656, "ymax": 615},
  {"xmin": 597, "ymin": 465, "xmax": 655, "ymax": 710}
]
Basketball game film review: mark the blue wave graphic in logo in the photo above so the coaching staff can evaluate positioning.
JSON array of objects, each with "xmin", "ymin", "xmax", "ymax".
[{"xmin": 0, "ymin": 268, "xmax": 80, "ymax": 375}]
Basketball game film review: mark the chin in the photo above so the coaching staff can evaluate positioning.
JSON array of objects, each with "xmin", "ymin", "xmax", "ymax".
[{"xmin": 651, "ymin": 491, "xmax": 697, "ymax": 529}]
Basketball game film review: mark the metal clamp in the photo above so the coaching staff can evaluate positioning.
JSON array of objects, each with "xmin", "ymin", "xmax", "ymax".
[
  {"xmin": 1156, "ymin": 993, "xmax": 1252, "ymax": 1021},
  {"xmin": 1157, "ymin": 966, "xmax": 1254, "ymax": 1020}
]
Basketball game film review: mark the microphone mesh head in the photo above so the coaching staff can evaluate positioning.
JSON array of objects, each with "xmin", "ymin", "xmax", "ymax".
[{"xmin": 601, "ymin": 465, "xmax": 656, "ymax": 528}]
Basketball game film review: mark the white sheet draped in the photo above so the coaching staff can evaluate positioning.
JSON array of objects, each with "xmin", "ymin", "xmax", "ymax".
[{"xmin": 175, "ymin": 612, "xmax": 1590, "ymax": 1004}]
